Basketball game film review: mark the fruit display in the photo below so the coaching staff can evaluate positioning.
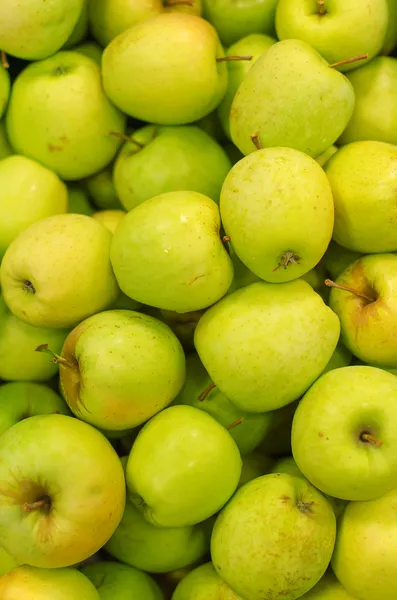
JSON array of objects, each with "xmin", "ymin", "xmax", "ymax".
[{"xmin": 1, "ymin": 2, "xmax": 397, "ymax": 599}]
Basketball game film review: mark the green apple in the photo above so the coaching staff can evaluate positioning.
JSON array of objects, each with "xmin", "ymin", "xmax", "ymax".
[
  {"xmin": 223, "ymin": 143, "xmax": 244, "ymax": 165},
  {"xmin": 0, "ymin": 155, "xmax": 68, "ymax": 258},
  {"xmin": 0, "ymin": 565, "xmax": 100, "ymax": 599},
  {"xmin": 382, "ymin": 0, "xmax": 397, "ymax": 54},
  {"xmin": 226, "ymin": 245, "xmax": 261, "ymax": 294},
  {"xmin": 81, "ymin": 561, "xmax": 163, "ymax": 600},
  {"xmin": 315, "ymin": 145, "xmax": 338, "ymax": 167},
  {"xmin": 194, "ymin": 280, "xmax": 340, "ymax": 412},
  {"xmin": 6, "ymin": 52, "xmax": 126, "ymax": 180},
  {"xmin": 339, "ymin": 58, "xmax": 397, "ymax": 145},
  {"xmin": 57, "ymin": 310, "xmax": 185, "ymax": 431},
  {"xmin": 299, "ymin": 572, "xmax": 358, "ymax": 599},
  {"xmin": 0, "ymin": 414, "xmax": 125, "ymax": 568},
  {"xmin": 276, "ymin": 0, "xmax": 388, "ymax": 72},
  {"xmin": 159, "ymin": 309, "xmax": 205, "ymax": 351},
  {"xmin": 196, "ymin": 110, "xmax": 226, "ymax": 144},
  {"xmin": 0, "ymin": 382, "xmax": 70, "ymax": 437},
  {"xmin": 63, "ymin": 0, "xmax": 89, "ymax": 48},
  {"xmin": 172, "ymin": 562, "xmax": 245, "ymax": 600},
  {"xmin": 333, "ymin": 487, "xmax": 397, "ymax": 599},
  {"xmin": 230, "ymin": 39, "xmax": 355, "ymax": 157},
  {"xmin": 325, "ymin": 141, "xmax": 397, "ymax": 252},
  {"xmin": 202, "ymin": 0, "xmax": 278, "ymax": 46},
  {"xmin": 92, "ymin": 210, "xmax": 126, "ymax": 233},
  {"xmin": 321, "ymin": 342, "xmax": 352, "ymax": 374},
  {"xmin": 113, "ymin": 125, "xmax": 232, "ymax": 210},
  {"xmin": 110, "ymin": 191, "xmax": 234, "ymax": 312},
  {"xmin": 0, "ymin": 64, "xmax": 10, "ymax": 119},
  {"xmin": 238, "ymin": 452, "xmax": 274, "ymax": 488},
  {"xmin": 84, "ymin": 164, "xmax": 123, "ymax": 209},
  {"xmin": 258, "ymin": 401, "xmax": 299, "ymax": 457},
  {"xmin": 0, "ymin": 214, "xmax": 119, "ymax": 328},
  {"xmin": 292, "ymin": 365, "xmax": 397, "ymax": 500},
  {"xmin": 174, "ymin": 353, "xmax": 273, "ymax": 456},
  {"xmin": 74, "ymin": 41, "xmax": 103, "ymax": 64},
  {"xmin": 218, "ymin": 34, "xmax": 276, "ymax": 139},
  {"xmin": 105, "ymin": 497, "xmax": 209, "ymax": 573},
  {"xmin": 102, "ymin": 13, "xmax": 227, "ymax": 125},
  {"xmin": 221, "ymin": 147, "xmax": 334, "ymax": 282},
  {"xmin": 67, "ymin": 184, "xmax": 95, "ymax": 216},
  {"xmin": 0, "ymin": 547, "xmax": 19, "ymax": 577},
  {"xmin": 328, "ymin": 253, "xmax": 397, "ymax": 367},
  {"xmin": 0, "ymin": 0, "xmax": 85, "ymax": 60},
  {"xmin": 0, "ymin": 296, "xmax": 70, "ymax": 381},
  {"xmin": 323, "ymin": 240, "xmax": 362, "ymax": 279},
  {"xmin": 126, "ymin": 405, "xmax": 242, "ymax": 527},
  {"xmin": 0, "ymin": 120, "xmax": 12, "ymax": 160},
  {"xmin": 165, "ymin": 0, "xmax": 202, "ymax": 16},
  {"xmin": 211, "ymin": 473, "xmax": 336, "ymax": 600}
]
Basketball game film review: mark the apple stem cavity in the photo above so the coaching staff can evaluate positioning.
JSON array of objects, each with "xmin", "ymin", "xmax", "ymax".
[
  {"xmin": 250, "ymin": 133, "xmax": 263, "ymax": 151},
  {"xmin": 1, "ymin": 50, "xmax": 8, "ymax": 69},
  {"xmin": 317, "ymin": 0, "xmax": 326, "ymax": 15},
  {"xmin": 108, "ymin": 131, "xmax": 144, "ymax": 148},
  {"xmin": 23, "ymin": 496, "xmax": 51, "ymax": 513},
  {"xmin": 324, "ymin": 279, "xmax": 376, "ymax": 303},
  {"xmin": 360, "ymin": 432, "xmax": 383, "ymax": 447},
  {"xmin": 297, "ymin": 499, "xmax": 315, "ymax": 514},
  {"xmin": 165, "ymin": 0, "xmax": 195, "ymax": 6},
  {"xmin": 23, "ymin": 279, "xmax": 36, "ymax": 294},
  {"xmin": 273, "ymin": 251, "xmax": 301, "ymax": 272},
  {"xmin": 226, "ymin": 417, "xmax": 244, "ymax": 431},
  {"xmin": 199, "ymin": 382, "xmax": 216, "ymax": 402},
  {"xmin": 216, "ymin": 56, "xmax": 253, "ymax": 63},
  {"xmin": 35, "ymin": 344, "xmax": 78, "ymax": 371},
  {"xmin": 328, "ymin": 53, "xmax": 368, "ymax": 69}
]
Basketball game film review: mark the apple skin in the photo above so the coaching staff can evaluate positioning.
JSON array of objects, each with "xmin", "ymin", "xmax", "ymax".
[
  {"xmin": 211, "ymin": 473, "xmax": 336, "ymax": 600},
  {"xmin": 113, "ymin": 125, "xmax": 232, "ymax": 210},
  {"xmin": 81, "ymin": 561, "xmax": 164, "ymax": 600},
  {"xmin": 298, "ymin": 572, "xmax": 357, "ymax": 599},
  {"xmin": 230, "ymin": 39, "xmax": 355, "ymax": 157},
  {"xmin": 0, "ymin": 382, "xmax": 70, "ymax": 437},
  {"xmin": 328, "ymin": 253, "xmax": 397, "ymax": 367},
  {"xmin": 315, "ymin": 145, "xmax": 338, "ymax": 167},
  {"xmin": 0, "ymin": 214, "xmax": 119, "ymax": 329},
  {"xmin": 74, "ymin": 41, "xmax": 103, "ymax": 65},
  {"xmin": 0, "ymin": 120, "xmax": 12, "ymax": 160},
  {"xmin": 332, "ymin": 487, "xmax": 397, "ymax": 600},
  {"xmin": 339, "ymin": 58, "xmax": 397, "ymax": 146},
  {"xmin": 67, "ymin": 184, "xmax": 95, "ymax": 216},
  {"xmin": 84, "ymin": 164, "xmax": 123, "ymax": 210},
  {"xmin": 276, "ymin": 0, "xmax": 388, "ymax": 72},
  {"xmin": 92, "ymin": 210, "xmax": 126, "ymax": 233},
  {"xmin": 0, "ymin": 414, "xmax": 126, "ymax": 568},
  {"xmin": 323, "ymin": 240, "xmax": 362, "ymax": 280},
  {"xmin": 102, "ymin": 13, "xmax": 227, "ymax": 125},
  {"xmin": 0, "ymin": 0, "xmax": 85, "ymax": 60},
  {"xmin": 0, "ymin": 155, "xmax": 68, "ymax": 258},
  {"xmin": 0, "ymin": 547, "xmax": 19, "ymax": 577},
  {"xmin": 63, "ymin": 0, "xmax": 89, "ymax": 48},
  {"xmin": 194, "ymin": 280, "xmax": 340, "ymax": 412},
  {"xmin": 126, "ymin": 405, "xmax": 242, "ymax": 527},
  {"xmin": 220, "ymin": 147, "xmax": 334, "ymax": 283},
  {"xmin": 382, "ymin": 0, "xmax": 397, "ymax": 54},
  {"xmin": 0, "ymin": 295, "xmax": 70, "ymax": 382},
  {"xmin": 292, "ymin": 366, "xmax": 397, "ymax": 501},
  {"xmin": 110, "ymin": 191, "xmax": 234, "ymax": 313},
  {"xmin": 172, "ymin": 562, "xmax": 245, "ymax": 600},
  {"xmin": 59, "ymin": 310, "xmax": 186, "ymax": 431},
  {"xmin": 321, "ymin": 342, "xmax": 352, "ymax": 374},
  {"xmin": 238, "ymin": 452, "xmax": 274, "ymax": 489},
  {"xmin": 0, "ymin": 64, "xmax": 10, "ymax": 119},
  {"xmin": 6, "ymin": 52, "xmax": 126, "ymax": 181}
]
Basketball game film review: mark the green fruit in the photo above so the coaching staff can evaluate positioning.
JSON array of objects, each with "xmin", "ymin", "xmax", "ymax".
[
  {"xmin": 315, "ymin": 145, "xmax": 338, "ymax": 167},
  {"xmin": 73, "ymin": 41, "xmax": 103, "ymax": 64},
  {"xmin": 63, "ymin": 0, "xmax": 89, "ymax": 48},
  {"xmin": 0, "ymin": 64, "xmax": 10, "ymax": 118},
  {"xmin": 323, "ymin": 240, "xmax": 362, "ymax": 280},
  {"xmin": 84, "ymin": 164, "xmax": 123, "ymax": 209},
  {"xmin": 238, "ymin": 452, "xmax": 274, "ymax": 488},
  {"xmin": 0, "ymin": 547, "xmax": 19, "ymax": 577},
  {"xmin": 299, "ymin": 572, "xmax": 358, "ymax": 599},
  {"xmin": 0, "ymin": 120, "xmax": 12, "ymax": 160},
  {"xmin": 67, "ymin": 184, "xmax": 95, "ymax": 216},
  {"xmin": 382, "ymin": 0, "xmax": 397, "ymax": 54},
  {"xmin": 322, "ymin": 342, "xmax": 352, "ymax": 374},
  {"xmin": 81, "ymin": 561, "xmax": 163, "ymax": 600},
  {"xmin": 172, "ymin": 562, "xmax": 244, "ymax": 600}
]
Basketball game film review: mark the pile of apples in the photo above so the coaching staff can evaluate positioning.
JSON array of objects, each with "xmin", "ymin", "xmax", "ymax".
[{"xmin": 1, "ymin": 0, "xmax": 397, "ymax": 598}]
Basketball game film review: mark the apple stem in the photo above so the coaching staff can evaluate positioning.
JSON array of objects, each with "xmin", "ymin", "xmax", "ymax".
[
  {"xmin": 324, "ymin": 279, "xmax": 376, "ymax": 303},
  {"xmin": 251, "ymin": 133, "xmax": 263, "ymax": 151},
  {"xmin": 216, "ymin": 55, "xmax": 253, "ymax": 63},
  {"xmin": 198, "ymin": 382, "xmax": 216, "ymax": 402},
  {"xmin": 35, "ymin": 344, "xmax": 78, "ymax": 371},
  {"xmin": 226, "ymin": 417, "xmax": 244, "ymax": 431},
  {"xmin": 108, "ymin": 131, "xmax": 144, "ymax": 148},
  {"xmin": 317, "ymin": 0, "xmax": 326, "ymax": 15},
  {"xmin": 165, "ymin": 0, "xmax": 195, "ymax": 6},
  {"xmin": 361, "ymin": 432, "xmax": 383, "ymax": 447},
  {"xmin": 222, "ymin": 235, "xmax": 231, "ymax": 244},
  {"xmin": 1, "ymin": 50, "xmax": 8, "ymax": 69},
  {"xmin": 23, "ymin": 498, "xmax": 50, "ymax": 513},
  {"xmin": 329, "ymin": 53, "xmax": 368, "ymax": 69}
]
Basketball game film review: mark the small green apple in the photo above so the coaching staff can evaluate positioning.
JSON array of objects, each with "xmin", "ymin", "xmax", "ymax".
[
  {"xmin": 0, "ymin": 63, "xmax": 10, "ymax": 119},
  {"xmin": 292, "ymin": 366, "xmax": 397, "ymax": 500},
  {"xmin": 238, "ymin": 452, "xmax": 274, "ymax": 488},
  {"xmin": 110, "ymin": 191, "xmax": 234, "ymax": 312},
  {"xmin": 0, "ymin": 120, "xmax": 12, "ymax": 160},
  {"xmin": 102, "ymin": 13, "xmax": 227, "ymax": 125},
  {"xmin": 323, "ymin": 240, "xmax": 362, "ymax": 280},
  {"xmin": 84, "ymin": 164, "xmax": 123, "ymax": 209},
  {"xmin": 0, "ymin": 155, "xmax": 68, "ymax": 258},
  {"xmin": 6, "ymin": 52, "xmax": 126, "ymax": 180},
  {"xmin": 81, "ymin": 561, "xmax": 164, "ymax": 600},
  {"xmin": 321, "ymin": 342, "xmax": 352, "ymax": 374},
  {"xmin": 211, "ymin": 473, "xmax": 336, "ymax": 600},
  {"xmin": 220, "ymin": 147, "xmax": 334, "ymax": 282},
  {"xmin": 0, "ymin": 414, "xmax": 126, "ymax": 568},
  {"xmin": 172, "ymin": 562, "xmax": 245, "ymax": 600},
  {"xmin": 92, "ymin": 210, "xmax": 126, "ymax": 233},
  {"xmin": 67, "ymin": 184, "xmax": 95, "ymax": 216},
  {"xmin": 113, "ymin": 125, "xmax": 232, "ymax": 210},
  {"xmin": 299, "ymin": 571, "xmax": 358, "ymax": 599},
  {"xmin": 0, "ymin": 214, "xmax": 119, "ymax": 329},
  {"xmin": 126, "ymin": 405, "xmax": 242, "ymax": 527},
  {"xmin": 0, "ymin": 547, "xmax": 19, "ymax": 577}
]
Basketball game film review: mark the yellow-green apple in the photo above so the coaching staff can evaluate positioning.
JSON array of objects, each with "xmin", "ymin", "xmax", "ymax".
[
  {"xmin": 237, "ymin": 452, "xmax": 274, "ymax": 489},
  {"xmin": 63, "ymin": 0, "xmax": 89, "ymax": 48},
  {"xmin": 158, "ymin": 308, "xmax": 205, "ymax": 351},
  {"xmin": 0, "ymin": 64, "xmax": 10, "ymax": 118},
  {"xmin": 67, "ymin": 184, "xmax": 95, "ymax": 216},
  {"xmin": 113, "ymin": 125, "xmax": 231, "ymax": 210},
  {"xmin": 322, "ymin": 342, "xmax": 352, "ymax": 374},
  {"xmin": 92, "ymin": 210, "xmax": 126, "ymax": 233},
  {"xmin": 126, "ymin": 405, "xmax": 242, "ymax": 527},
  {"xmin": 55, "ymin": 310, "xmax": 185, "ymax": 431},
  {"xmin": 81, "ymin": 561, "xmax": 163, "ymax": 600},
  {"xmin": 84, "ymin": 164, "xmax": 123, "ymax": 210},
  {"xmin": 102, "ymin": 13, "xmax": 227, "ymax": 125},
  {"xmin": 196, "ymin": 110, "xmax": 226, "ymax": 144},
  {"xmin": 276, "ymin": 0, "xmax": 388, "ymax": 71},
  {"xmin": 0, "ymin": 414, "xmax": 126, "ymax": 568},
  {"xmin": 382, "ymin": 0, "xmax": 397, "ymax": 54},
  {"xmin": 0, "ymin": 214, "xmax": 119, "ymax": 328},
  {"xmin": 332, "ymin": 487, "xmax": 397, "ymax": 600},
  {"xmin": 315, "ymin": 145, "xmax": 338, "ymax": 167},
  {"xmin": 323, "ymin": 240, "xmax": 362, "ymax": 279},
  {"xmin": 211, "ymin": 473, "xmax": 336, "ymax": 600},
  {"xmin": 0, "ymin": 296, "xmax": 70, "ymax": 381},
  {"xmin": 74, "ymin": 41, "xmax": 103, "ymax": 64},
  {"xmin": 325, "ymin": 141, "xmax": 397, "ymax": 252},
  {"xmin": 0, "ymin": 0, "xmax": 85, "ymax": 60},
  {"xmin": 172, "ymin": 562, "xmax": 244, "ymax": 600},
  {"xmin": 292, "ymin": 366, "xmax": 397, "ymax": 500},
  {"xmin": 194, "ymin": 280, "xmax": 340, "ymax": 412},
  {"xmin": 0, "ymin": 548, "xmax": 19, "ymax": 577},
  {"xmin": 327, "ymin": 253, "xmax": 397, "ymax": 367},
  {"xmin": 230, "ymin": 39, "xmax": 355, "ymax": 157},
  {"xmin": 221, "ymin": 147, "xmax": 334, "ymax": 282},
  {"xmin": 110, "ymin": 191, "xmax": 234, "ymax": 312},
  {"xmin": 6, "ymin": 52, "xmax": 126, "ymax": 180},
  {"xmin": 0, "ymin": 155, "xmax": 68, "ymax": 258},
  {"xmin": 0, "ymin": 120, "xmax": 12, "ymax": 160},
  {"xmin": 299, "ymin": 571, "xmax": 358, "ymax": 599},
  {"xmin": 173, "ymin": 353, "xmax": 273, "ymax": 456},
  {"xmin": 0, "ymin": 382, "xmax": 70, "ymax": 437}
]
